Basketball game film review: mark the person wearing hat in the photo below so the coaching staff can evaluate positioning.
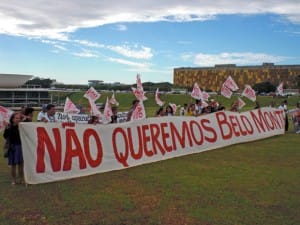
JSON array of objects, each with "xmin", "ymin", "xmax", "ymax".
[{"xmin": 37, "ymin": 104, "xmax": 48, "ymax": 122}]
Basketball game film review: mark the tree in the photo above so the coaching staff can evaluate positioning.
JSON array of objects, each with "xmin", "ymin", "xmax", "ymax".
[
  {"xmin": 25, "ymin": 77, "xmax": 53, "ymax": 88},
  {"xmin": 253, "ymin": 81, "xmax": 276, "ymax": 93}
]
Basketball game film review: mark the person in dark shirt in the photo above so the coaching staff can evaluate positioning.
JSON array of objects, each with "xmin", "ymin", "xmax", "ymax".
[
  {"xmin": 111, "ymin": 106, "xmax": 118, "ymax": 123},
  {"xmin": 3, "ymin": 112, "xmax": 24, "ymax": 185}
]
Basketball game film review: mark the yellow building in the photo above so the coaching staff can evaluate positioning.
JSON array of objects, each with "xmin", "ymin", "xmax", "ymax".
[{"xmin": 173, "ymin": 63, "xmax": 300, "ymax": 92}]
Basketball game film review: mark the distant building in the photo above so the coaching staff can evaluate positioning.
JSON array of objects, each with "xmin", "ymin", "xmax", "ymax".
[
  {"xmin": 88, "ymin": 80, "xmax": 103, "ymax": 86},
  {"xmin": 173, "ymin": 63, "xmax": 300, "ymax": 91},
  {"xmin": 0, "ymin": 74, "xmax": 71, "ymax": 107}
]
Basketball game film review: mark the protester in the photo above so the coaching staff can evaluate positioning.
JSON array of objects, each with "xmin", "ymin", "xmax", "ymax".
[
  {"xmin": 279, "ymin": 100, "xmax": 289, "ymax": 131},
  {"xmin": 126, "ymin": 100, "xmax": 139, "ymax": 121},
  {"xmin": 201, "ymin": 106, "xmax": 212, "ymax": 115},
  {"xmin": 217, "ymin": 103, "xmax": 226, "ymax": 111},
  {"xmin": 23, "ymin": 107, "xmax": 34, "ymax": 122},
  {"xmin": 111, "ymin": 106, "xmax": 118, "ymax": 123},
  {"xmin": 290, "ymin": 102, "xmax": 300, "ymax": 134},
  {"xmin": 3, "ymin": 112, "xmax": 24, "ymax": 185},
  {"xmin": 165, "ymin": 105, "xmax": 174, "ymax": 116},
  {"xmin": 88, "ymin": 115, "xmax": 100, "ymax": 125},
  {"xmin": 41, "ymin": 104, "xmax": 56, "ymax": 122},
  {"xmin": 230, "ymin": 101, "xmax": 239, "ymax": 112},
  {"xmin": 295, "ymin": 102, "xmax": 300, "ymax": 134},
  {"xmin": 186, "ymin": 103, "xmax": 196, "ymax": 116},
  {"xmin": 155, "ymin": 107, "xmax": 165, "ymax": 117},
  {"xmin": 20, "ymin": 105, "xmax": 27, "ymax": 121},
  {"xmin": 209, "ymin": 99, "xmax": 218, "ymax": 112},
  {"xmin": 179, "ymin": 103, "xmax": 188, "ymax": 116},
  {"xmin": 37, "ymin": 104, "xmax": 47, "ymax": 122},
  {"xmin": 195, "ymin": 99, "xmax": 202, "ymax": 116}
]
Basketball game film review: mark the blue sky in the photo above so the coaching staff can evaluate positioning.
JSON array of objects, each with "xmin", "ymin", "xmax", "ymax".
[{"xmin": 0, "ymin": 1, "xmax": 299, "ymax": 85}]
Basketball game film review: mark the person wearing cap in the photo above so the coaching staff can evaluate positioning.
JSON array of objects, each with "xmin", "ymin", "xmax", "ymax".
[{"xmin": 37, "ymin": 104, "xmax": 48, "ymax": 122}]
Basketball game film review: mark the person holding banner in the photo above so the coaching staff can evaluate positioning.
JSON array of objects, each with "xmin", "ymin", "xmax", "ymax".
[
  {"xmin": 165, "ymin": 105, "xmax": 174, "ymax": 116},
  {"xmin": 23, "ymin": 107, "xmax": 34, "ymax": 122},
  {"xmin": 155, "ymin": 107, "xmax": 165, "ymax": 117},
  {"xmin": 37, "ymin": 104, "xmax": 47, "ymax": 122},
  {"xmin": 3, "ymin": 113, "xmax": 24, "ymax": 185},
  {"xmin": 290, "ymin": 102, "xmax": 300, "ymax": 134},
  {"xmin": 111, "ymin": 106, "xmax": 118, "ymax": 123},
  {"xmin": 279, "ymin": 100, "xmax": 289, "ymax": 131},
  {"xmin": 41, "ymin": 104, "xmax": 56, "ymax": 123},
  {"xmin": 195, "ymin": 99, "xmax": 203, "ymax": 116},
  {"xmin": 230, "ymin": 101, "xmax": 239, "ymax": 112},
  {"xmin": 88, "ymin": 115, "xmax": 100, "ymax": 125}
]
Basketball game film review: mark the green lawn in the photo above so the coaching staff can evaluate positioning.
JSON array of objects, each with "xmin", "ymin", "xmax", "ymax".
[{"xmin": 0, "ymin": 94, "xmax": 299, "ymax": 225}]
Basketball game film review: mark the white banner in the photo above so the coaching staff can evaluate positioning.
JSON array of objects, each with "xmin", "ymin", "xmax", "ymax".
[
  {"xmin": 19, "ymin": 108, "xmax": 285, "ymax": 184},
  {"xmin": 55, "ymin": 112, "xmax": 90, "ymax": 123}
]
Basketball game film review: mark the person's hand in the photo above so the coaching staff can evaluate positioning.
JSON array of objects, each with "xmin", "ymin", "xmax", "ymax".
[
  {"xmin": 3, "ymin": 120, "xmax": 9, "ymax": 128},
  {"xmin": 41, "ymin": 117, "xmax": 48, "ymax": 123}
]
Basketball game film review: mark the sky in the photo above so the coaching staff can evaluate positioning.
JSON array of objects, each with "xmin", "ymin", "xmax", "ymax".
[{"xmin": 0, "ymin": 1, "xmax": 300, "ymax": 85}]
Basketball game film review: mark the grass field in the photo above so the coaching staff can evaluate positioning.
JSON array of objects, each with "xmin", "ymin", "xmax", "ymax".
[{"xmin": 0, "ymin": 94, "xmax": 299, "ymax": 225}]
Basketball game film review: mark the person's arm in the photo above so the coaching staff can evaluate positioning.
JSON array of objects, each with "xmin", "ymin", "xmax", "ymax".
[
  {"xmin": 3, "ymin": 123, "xmax": 10, "ymax": 139},
  {"xmin": 126, "ymin": 109, "xmax": 133, "ymax": 121}
]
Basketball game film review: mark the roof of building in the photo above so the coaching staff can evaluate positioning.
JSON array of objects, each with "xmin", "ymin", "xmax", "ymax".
[{"xmin": 0, "ymin": 74, "xmax": 33, "ymax": 88}]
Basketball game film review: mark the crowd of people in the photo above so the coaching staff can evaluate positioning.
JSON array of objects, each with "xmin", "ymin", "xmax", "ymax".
[{"xmin": 2, "ymin": 97, "xmax": 300, "ymax": 186}]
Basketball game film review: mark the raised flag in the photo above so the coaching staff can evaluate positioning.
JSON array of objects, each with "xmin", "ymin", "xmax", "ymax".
[
  {"xmin": 84, "ymin": 87, "xmax": 100, "ymax": 102},
  {"xmin": 0, "ymin": 105, "xmax": 13, "ymax": 121},
  {"xmin": 102, "ymin": 97, "xmax": 112, "ymax": 124},
  {"xmin": 191, "ymin": 83, "xmax": 202, "ymax": 100},
  {"xmin": 169, "ymin": 103, "xmax": 179, "ymax": 114},
  {"xmin": 224, "ymin": 76, "xmax": 239, "ymax": 91},
  {"xmin": 237, "ymin": 97, "xmax": 246, "ymax": 109},
  {"xmin": 201, "ymin": 91, "xmax": 210, "ymax": 102},
  {"xmin": 88, "ymin": 98, "xmax": 102, "ymax": 117},
  {"xmin": 64, "ymin": 97, "xmax": 80, "ymax": 114},
  {"xmin": 0, "ymin": 105, "xmax": 13, "ymax": 132},
  {"xmin": 242, "ymin": 85, "xmax": 256, "ymax": 102},
  {"xmin": 132, "ymin": 87, "xmax": 147, "ymax": 101},
  {"xmin": 136, "ymin": 74, "xmax": 143, "ymax": 91},
  {"xmin": 155, "ymin": 88, "xmax": 164, "ymax": 106},
  {"xmin": 131, "ymin": 101, "xmax": 146, "ymax": 121},
  {"xmin": 109, "ymin": 92, "xmax": 119, "ymax": 106},
  {"xmin": 201, "ymin": 101, "xmax": 209, "ymax": 108},
  {"xmin": 276, "ymin": 82, "xmax": 284, "ymax": 96},
  {"xmin": 221, "ymin": 85, "xmax": 233, "ymax": 98}
]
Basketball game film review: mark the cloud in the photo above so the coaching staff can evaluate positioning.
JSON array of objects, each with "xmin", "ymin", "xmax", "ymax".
[
  {"xmin": 53, "ymin": 44, "xmax": 67, "ymax": 51},
  {"xmin": 115, "ymin": 24, "xmax": 128, "ymax": 31},
  {"xmin": 108, "ymin": 57, "xmax": 150, "ymax": 69},
  {"xmin": 73, "ymin": 39, "xmax": 153, "ymax": 59},
  {"xmin": 107, "ymin": 45, "xmax": 153, "ymax": 59},
  {"xmin": 193, "ymin": 52, "xmax": 289, "ymax": 66},
  {"xmin": 0, "ymin": 1, "xmax": 299, "ymax": 39},
  {"xmin": 74, "ymin": 40, "xmax": 104, "ymax": 48},
  {"xmin": 72, "ymin": 49, "xmax": 99, "ymax": 58}
]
